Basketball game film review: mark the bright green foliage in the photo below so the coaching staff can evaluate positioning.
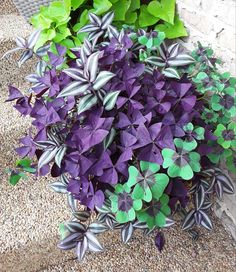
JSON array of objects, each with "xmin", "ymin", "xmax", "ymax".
[
  {"xmin": 162, "ymin": 139, "xmax": 201, "ymax": 180},
  {"xmin": 31, "ymin": 0, "xmax": 72, "ymax": 49},
  {"xmin": 214, "ymin": 123, "xmax": 236, "ymax": 149},
  {"xmin": 31, "ymin": 0, "xmax": 187, "ymax": 54},
  {"xmin": 137, "ymin": 194, "xmax": 171, "ymax": 229},
  {"xmin": 109, "ymin": 183, "xmax": 142, "ymax": 224},
  {"xmin": 127, "ymin": 161, "xmax": 169, "ymax": 202},
  {"xmin": 147, "ymin": 0, "xmax": 175, "ymax": 24},
  {"xmin": 155, "ymin": 15, "xmax": 188, "ymax": 39}
]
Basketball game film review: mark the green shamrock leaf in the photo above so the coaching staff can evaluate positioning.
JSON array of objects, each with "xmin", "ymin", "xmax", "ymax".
[
  {"xmin": 207, "ymin": 140, "xmax": 232, "ymax": 164},
  {"xmin": 127, "ymin": 161, "xmax": 169, "ymax": 202},
  {"xmin": 183, "ymin": 122, "xmax": 205, "ymax": 149},
  {"xmin": 201, "ymin": 108, "xmax": 219, "ymax": 124},
  {"xmin": 211, "ymin": 87, "xmax": 236, "ymax": 117},
  {"xmin": 109, "ymin": 183, "xmax": 142, "ymax": 224},
  {"xmin": 137, "ymin": 194, "xmax": 171, "ymax": 229},
  {"xmin": 162, "ymin": 138, "xmax": 201, "ymax": 180},
  {"xmin": 138, "ymin": 32, "xmax": 165, "ymax": 50},
  {"xmin": 214, "ymin": 123, "xmax": 236, "ymax": 149}
]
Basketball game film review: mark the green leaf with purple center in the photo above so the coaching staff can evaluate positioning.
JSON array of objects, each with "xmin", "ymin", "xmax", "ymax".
[
  {"xmin": 127, "ymin": 161, "xmax": 169, "ymax": 203},
  {"xmin": 136, "ymin": 194, "xmax": 171, "ymax": 229},
  {"xmin": 109, "ymin": 183, "xmax": 142, "ymax": 224},
  {"xmin": 214, "ymin": 123, "xmax": 236, "ymax": 149},
  {"xmin": 162, "ymin": 138, "xmax": 201, "ymax": 180}
]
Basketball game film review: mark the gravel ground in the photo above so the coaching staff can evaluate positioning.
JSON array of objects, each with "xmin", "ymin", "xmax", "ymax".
[{"xmin": 0, "ymin": 11, "xmax": 235, "ymax": 272}]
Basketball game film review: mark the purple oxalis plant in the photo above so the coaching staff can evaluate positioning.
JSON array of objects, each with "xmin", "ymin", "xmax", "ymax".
[{"xmin": 5, "ymin": 11, "xmax": 235, "ymax": 261}]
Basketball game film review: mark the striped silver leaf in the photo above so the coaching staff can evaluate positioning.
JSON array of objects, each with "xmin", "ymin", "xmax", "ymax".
[
  {"xmin": 27, "ymin": 30, "xmax": 41, "ymax": 49},
  {"xmin": 216, "ymin": 173, "xmax": 234, "ymax": 194},
  {"xmin": 63, "ymin": 68, "xmax": 86, "ymax": 81},
  {"xmin": 103, "ymin": 128, "xmax": 116, "ymax": 150},
  {"xmin": 58, "ymin": 81, "xmax": 90, "ymax": 98},
  {"xmin": 55, "ymin": 145, "xmax": 67, "ymax": 168},
  {"xmin": 168, "ymin": 43, "xmax": 180, "ymax": 58},
  {"xmin": 18, "ymin": 50, "xmax": 33, "ymax": 67},
  {"xmin": 16, "ymin": 36, "xmax": 26, "ymax": 48},
  {"xmin": 86, "ymin": 231, "xmax": 103, "ymax": 252},
  {"xmin": 49, "ymin": 181, "xmax": 68, "ymax": 194},
  {"xmin": 146, "ymin": 56, "xmax": 165, "ymax": 67},
  {"xmin": 93, "ymin": 71, "xmax": 115, "ymax": 90},
  {"xmin": 88, "ymin": 222, "xmax": 109, "ymax": 234},
  {"xmin": 182, "ymin": 210, "xmax": 195, "ymax": 230},
  {"xmin": 163, "ymin": 217, "xmax": 175, "ymax": 228},
  {"xmin": 65, "ymin": 221, "xmax": 86, "ymax": 233},
  {"xmin": 121, "ymin": 222, "xmax": 134, "ymax": 244},
  {"xmin": 103, "ymin": 91, "xmax": 120, "ymax": 111},
  {"xmin": 38, "ymin": 146, "xmax": 59, "ymax": 169},
  {"xmin": 89, "ymin": 13, "xmax": 102, "ymax": 26},
  {"xmin": 67, "ymin": 194, "xmax": 78, "ymax": 212},
  {"xmin": 194, "ymin": 184, "xmax": 205, "ymax": 210},
  {"xmin": 162, "ymin": 67, "xmax": 180, "ymax": 79},
  {"xmin": 77, "ymin": 94, "xmax": 98, "ymax": 115},
  {"xmin": 73, "ymin": 211, "xmax": 91, "ymax": 222},
  {"xmin": 79, "ymin": 24, "xmax": 100, "ymax": 33},
  {"xmin": 58, "ymin": 232, "xmax": 81, "ymax": 250},
  {"xmin": 199, "ymin": 210, "xmax": 213, "ymax": 230},
  {"xmin": 35, "ymin": 44, "xmax": 50, "ymax": 57},
  {"xmin": 85, "ymin": 51, "xmax": 100, "ymax": 82},
  {"xmin": 167, "ymin": 54, "xmax": 195, "ymax": 67},
  {"xmin": 76, "ymin": 237, "xmax": 88, "ymax": 261},
  {"xmin": 133, "ymin": 221, "xmax": 148, "ymax": 229},
  {"xmin": 101, "ymin": 11, "xmax": 114, "ymax": 30}
]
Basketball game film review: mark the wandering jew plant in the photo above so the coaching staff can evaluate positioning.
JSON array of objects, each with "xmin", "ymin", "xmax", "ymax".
[{"xmin": 4, "ymin": 11, "xmax": 235, "ymax": 261}]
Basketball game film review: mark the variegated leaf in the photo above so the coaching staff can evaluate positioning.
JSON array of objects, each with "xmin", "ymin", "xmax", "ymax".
[
  {"xmin": 63, "ymin": 68, "xmax": 86, "ymax": 81},
  {"xmin": 55, "ymin": 145, "xmax": 67, "ymax": 168},
  {"xmin": 49, "ymin": 181, "xmax": 68, "ymax": 194},
  {"xmin": 77, "ymin": 94, "xmax": 98, "ymax": 115},
  {"xmin": 76, "ymin": 237, "xmax": 88, "ymax": 261},
  {"xmin": 86, "ymin": 51, "xmax": 100, "ymax": 82},
  {"xmin": 133, "ymin": 221, "xmax": 148, "ymax": 229},
  {"xmin": 168, "ymin": 43, "xmax": 180, "ymax": 58},
  {"xmin": 36, "ymin": 44, "xmax": 50, "ymax": 57},
  {"xmin": 89, "ymin": 13, "xmax": 102, "ymax": 26},
  {"xmin": 58, "ymin": 232, "xmax": 81, "ymax": 250},
  {"xmin": 163, "ymin": 217, "xmax": 175, "ymax": 228},
  {"xmin": 101, "ymin": 11, "xmax": 114, "ymax": 30},
  {"xmin": 162, "ymin": 67, "xmax": 180, "ymax": 79},
  {"xmin": 146, "ymin": 56, "xmax": 165, "ymax": 67},
  {"xmin": 107, "ymin": 25, "xmax": 119, "ymax": 40},
  {"xmin": 60, "ymin": 174, "xmax": 69, "ymax": 185},
  {"xmin": 167, "ymin": 54, "xmax": 195, "ymax": 67},
  {"xmin": 18, "ymin": 50, "xmax": 33, "ymax": 67},
  {"xmin": 216, "ymin": 174, "xmax": 234, "ymax": 194},
  {"xmin": 103, "ymin": 91, "xmax": 120, "ymax": 111},
  {"xmin": 65, "ymin": 221, "xmax": 86, "ymax": 233},
  {"xmin": 27, "ymin": 30, "xmax": 41, "ymax": 49},
  {"xmin": 121, "ymin": 222, "xmax": 134, "ymax": 244},
  {"xmin": 88, "ymin": 222, "xmax": 109, "ymax": 234},
  {"xmin": 194, "ymin": 184, "xmax": 205, "ymax": 210},
  {"xmin": 79, "ymin": 24, "xmax": 100, "ymax": 33},
  {"xmin": 182, "ymin": 210, "xmax": 195, "ymax": 230},
  {"xmin": 194, "ymin": 211, "xmax": 202, "ymax": 225},
  {"xmin": 93, "ymin": 71, "xmax": 115, "ymax": 90},
  {"xmin": 73, "ymin": 211, "xmax": 91, "ymax": 222},
  {"xmin": 215, "ymin": 181, "xmax": 223, "ymax": 199},
  {"xmin": 86, "ymin": 231, "xmax": 103, "ymax": 252},
  {"xmin": 58, "ymin": 81, "xmax": 90, "ymax": 98},
  {"xmin": 67, "ymin": 194, "xmax": 78, "ymax": 212},
  {"xmin": 38, "ymin": 146, "xmax": 59, "ymax": 169},
  {"xmin": 16, "ymin": 36, "xmax": 26, "ymax": 48},
  {"xmin": 36, "ymin": 60, "xmax": 47, "ymax": 76},
  {"xmin": 103, "ymin": 128, "xmax": 116, "ymax": 150},
  {"xmin": 199, "ymin": 210, "xmax": 213, "ymax": 230}
]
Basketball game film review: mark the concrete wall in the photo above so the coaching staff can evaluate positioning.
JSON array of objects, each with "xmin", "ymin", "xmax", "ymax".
[
  {"xmin": 177, "ymin": 0, "xmax": 236, "ymax": 75},
  {"xmin": 177, "ymin": 0, "xmax": 236, "ymax": 239}
]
